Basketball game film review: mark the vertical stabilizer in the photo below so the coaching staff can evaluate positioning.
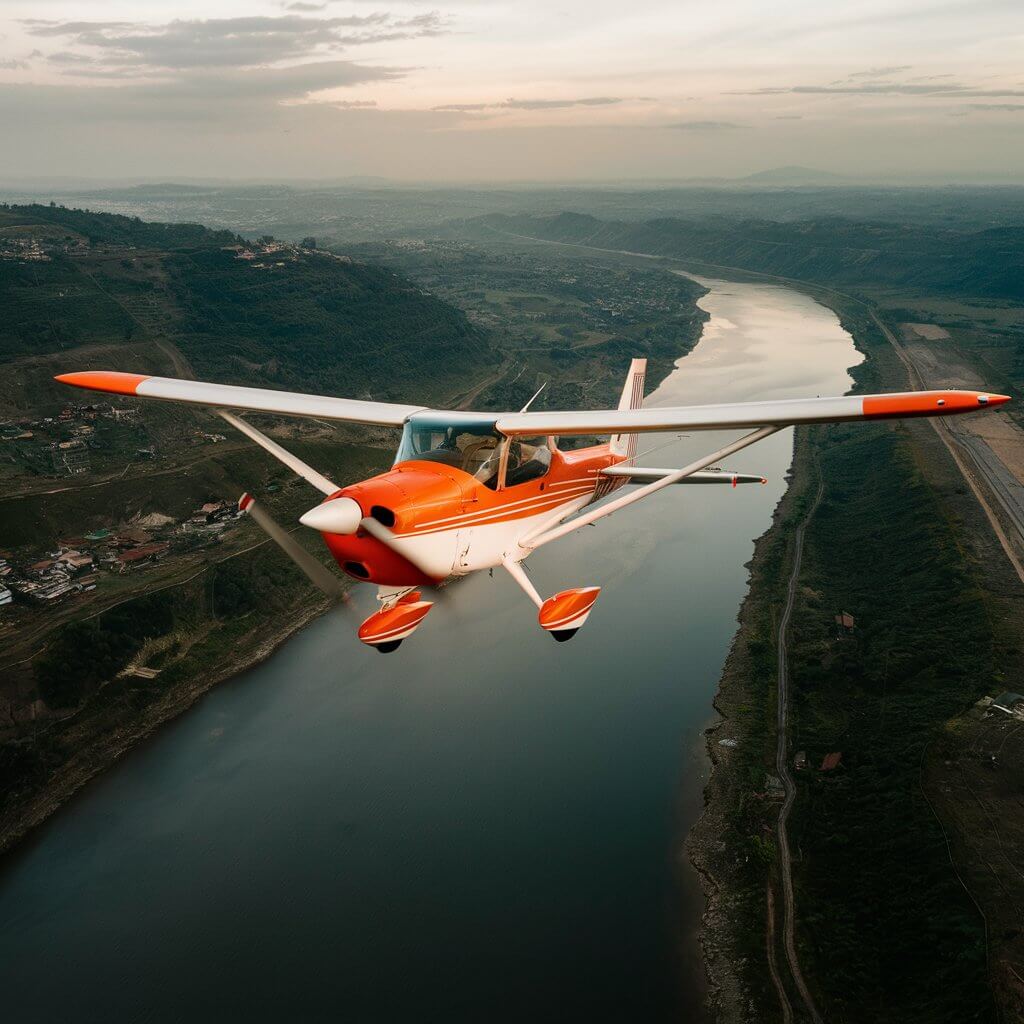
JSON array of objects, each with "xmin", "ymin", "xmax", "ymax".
[{"xmin": 610, "ymin": 358, "xmax": 647, "ymax": 459}]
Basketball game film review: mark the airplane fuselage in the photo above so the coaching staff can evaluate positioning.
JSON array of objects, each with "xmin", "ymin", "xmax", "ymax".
[{"xmin": 321, "ymin": 441, "xmax": 627, "ymax": 587}]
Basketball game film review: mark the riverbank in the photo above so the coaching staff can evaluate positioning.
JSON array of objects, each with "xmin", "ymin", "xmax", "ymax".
[
  {"xmin": 0, "ymin": 549, "xmax": 333, "ymax": 859},
  {"xmin": 689, "ymin": 288, "xmax": 1017, "ymax": 1020},
  {"xmin": 687, "ymin": 427, "xmax": 815, "ymax": 1022}
]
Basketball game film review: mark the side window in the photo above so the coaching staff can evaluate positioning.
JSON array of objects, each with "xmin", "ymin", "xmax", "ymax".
[{"xmin": 503, "ymin": 437, "xmax": 552, "ymax": 488}]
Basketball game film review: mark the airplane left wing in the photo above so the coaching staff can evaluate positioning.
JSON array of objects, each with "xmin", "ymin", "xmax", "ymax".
[
  {"xmin": 55, "ymin": 371, "xmax": 424, "ymax": 427},
  {"xmin": 495, "ymin": 389, "xmax": 1009, "ymax": 436}
]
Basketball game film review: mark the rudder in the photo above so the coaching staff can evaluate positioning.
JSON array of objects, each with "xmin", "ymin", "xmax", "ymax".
[{"xmin": 610, "ymin": 358, "xmax": 646, "ymax": 459}]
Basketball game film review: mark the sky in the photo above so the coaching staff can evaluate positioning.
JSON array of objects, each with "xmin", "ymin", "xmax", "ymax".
[{"xmin": 0, "ymin": 0, "xmax": 1022, "ymax": 184}]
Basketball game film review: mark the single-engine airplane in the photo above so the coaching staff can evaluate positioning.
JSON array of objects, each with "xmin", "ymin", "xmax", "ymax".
[{"xmin": 57, "ymin": 362, "xmax": 1009, "ymax": 652}]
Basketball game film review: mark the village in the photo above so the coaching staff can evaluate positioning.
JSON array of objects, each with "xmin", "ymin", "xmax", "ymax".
[
  {"xmin": 0, "ymin": 496, "xmax": 248, "ymax": 614},
  {"xmin": 0, "ymin": 397, "xmax": 231, "ymax": 480}
]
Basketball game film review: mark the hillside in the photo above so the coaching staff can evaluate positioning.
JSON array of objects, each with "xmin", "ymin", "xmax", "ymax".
[
  {"xmin": 463, "ymin": 211, "xmax": 1024, "ymax": 395},
  {"xmin": 0, "ymin": 203, "xmax": 493, "ymax": 414},
  {"xmin": 0, "ymin": 204, "xmax": 497, "ymax": 840},
  {"xmin": 467, "ymin": 211, "xmax": 1024, "ymax": 303}
]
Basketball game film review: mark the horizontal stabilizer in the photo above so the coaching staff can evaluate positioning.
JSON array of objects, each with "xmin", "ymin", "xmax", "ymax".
[{"xmin": 601, "ymin": 466, "xmax": 767, "ymax": 485}]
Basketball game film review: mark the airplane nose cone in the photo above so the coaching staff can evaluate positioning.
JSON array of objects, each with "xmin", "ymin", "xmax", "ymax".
[
  {"xmin": 979, "ymin": 393, "xmax": 1011, "ymax": 407},
  {"xmin": 299, "ymin": 496, "xmax": 363, "ymax": 535}
]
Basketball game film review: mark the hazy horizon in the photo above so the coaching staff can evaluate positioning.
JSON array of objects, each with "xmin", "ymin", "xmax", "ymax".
[{"xmin": 1, "ymin": 1, "xmax": 1022, "ymax": 184}]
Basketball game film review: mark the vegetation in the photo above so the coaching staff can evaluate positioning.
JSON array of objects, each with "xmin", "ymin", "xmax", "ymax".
[
  {"xmin": 0, "ymin": 204, "xmax": 494, "ymax": 412},
  {"xmin": 788, "ymin": 425, "xmax": 993, "ymax": 1022},
  {"xmin": 471, "ymin": 212, "xmax": 1024, "ymax": 302}
]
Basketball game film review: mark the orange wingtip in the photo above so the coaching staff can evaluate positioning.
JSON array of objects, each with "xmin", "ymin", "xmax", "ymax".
[
  {"xmin": 54, "ymin": 371, "xmax": 150, "ymax": 395},
  {"xmin": 863, "ymin": 391, "xmax": 1010, "ymax": 417}
]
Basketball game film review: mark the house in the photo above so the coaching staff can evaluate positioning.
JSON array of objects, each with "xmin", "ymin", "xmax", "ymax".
[
  {"xmin": 114, "ymin": 528, "xmax": 152, "ymax": 547},
  {"xmin": 116, "ymin": 542, "xmax": 170, "ymax": 569},
  {"xmin": 834, "ymin": 612, "xmax": 855, "ymax": 634},
  {"xmin": 56, "ymin": 551, "xmax": 94, "ymax": 571},
  {"xmin": 991, "ymin": 692, "xmax": 1024, "ymax": 719},
  {"xmin": 821, "ymin": 752, "xmax": 843, "ymax": 772}
]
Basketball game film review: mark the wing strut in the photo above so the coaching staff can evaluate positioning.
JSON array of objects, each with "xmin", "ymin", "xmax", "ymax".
[
  {"xmin": 522, "ymin": 425, "xmax": 780, "ymax": 551},
  {"xmin": 217, "ymin": 410, "xmax": 338, "ymax": 495}
]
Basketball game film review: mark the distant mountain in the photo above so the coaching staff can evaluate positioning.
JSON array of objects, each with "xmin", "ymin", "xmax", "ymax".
[{"xmin": 738, "ymin": 166, "xmax": 853, "ymax": 186}]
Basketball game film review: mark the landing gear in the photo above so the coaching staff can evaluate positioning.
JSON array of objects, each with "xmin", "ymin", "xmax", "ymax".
[
  {"xmin": 537, "ymin": 587, "xmax": 601, "ymax": 640},
  {"xmin": 502, "ymin": 558, "xmax": 601, "ymax": 642},
  {"xmin": 358, "ymin": 590, "xmax": 433, "ymax": 652}
]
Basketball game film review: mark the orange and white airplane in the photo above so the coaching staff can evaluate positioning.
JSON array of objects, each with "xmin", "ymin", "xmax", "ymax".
[{"xmin": 57, "ymin": 363, "xmax": 1009, "ymax": 652}]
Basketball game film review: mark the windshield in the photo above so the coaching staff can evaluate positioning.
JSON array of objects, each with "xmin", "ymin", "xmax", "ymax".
[{"xmin": 396, "ymin": 414, "xmax": 503, "ymax": 486}]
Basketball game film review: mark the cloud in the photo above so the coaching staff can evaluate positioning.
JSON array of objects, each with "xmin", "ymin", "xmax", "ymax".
[
  {"xmin": 45, "ymin": 50, "xmax": 96, "ymax": 65},
  {"xmin": 0, "ymin": 60, "xmax": 405, "ymax": 127},
  {"xmin": 284, "ymin": 2, "xmax": 327, "ymax": 9},
  {"xmin": 969, "ymin": 103, "xmax": 1024, "ymax": 111},
  {"xmin": 502, "ymin": 96, "xmax": 620, "ymax": 110},
  {"xmin": 774, "ymin": 114, "xmax": 803, "ymax": 119},
  {"xmin": 333, "ymin": 99, "xmax": 377, "ymax": 108},
  {"xmin": 432, "ymin": 96, "xmax": 622, "ymax": 112},
  {"xmin": 0, "ymin": 57, "xmax": 29, "ymax": 70},
  {"xmin": 432, "ymin": 102, "xmax": 489, "ymax": 111},
  {"xmin": 847, "ymin": 65, "xmax": 912, "ymax": 79},
  {"xmin": 665, "ymin": 120, "xmax": 745, "ymax": 130},
  {"xmin": 25, "ymin": 13, "xmax": 447, "ymax": 72},
  {"xmin": 737, "ymin": 81, "xmax": 1024, "ymax": 97}
]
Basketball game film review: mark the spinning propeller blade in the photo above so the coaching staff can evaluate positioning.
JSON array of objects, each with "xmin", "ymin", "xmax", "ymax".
[{"xmin": 238, "ymin": 493, "xmax": 346, "ymax": 599}]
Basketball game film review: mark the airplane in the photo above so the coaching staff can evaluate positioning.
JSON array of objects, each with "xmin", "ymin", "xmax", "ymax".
[{"xmin": 56, "ymin": 363, "xmax": 1009, "ymax": 652}]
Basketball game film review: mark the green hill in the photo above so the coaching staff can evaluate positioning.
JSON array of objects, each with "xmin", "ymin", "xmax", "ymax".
[
  {"xmin": 0, "ymin": 203, "xmax": 494, "ymax": 414},
  {"xmin": 468, "ymin": 211, "xmax": 1024, "ymax": 302}
]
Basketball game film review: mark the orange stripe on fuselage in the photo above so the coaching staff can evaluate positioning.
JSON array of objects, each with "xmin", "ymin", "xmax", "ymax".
[
  {"xmin": 54, "ymin": 371, "xmax": 150, "ymax": 395},
  {"xmin": 335, "ymin": 445, "xmax": 622, "ymax": 540}
]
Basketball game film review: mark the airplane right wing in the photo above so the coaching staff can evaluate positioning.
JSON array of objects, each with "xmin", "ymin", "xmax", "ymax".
[{"xmin": 494, "ymin": 390, "xmax": 1009, "ymax": 436}]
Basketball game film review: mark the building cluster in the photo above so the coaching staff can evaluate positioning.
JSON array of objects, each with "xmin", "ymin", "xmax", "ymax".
[
  {"xmin": 0, "ymin": 500, "xmax": 247, "ymax": 613},
  {"xmin": 1, "ymin": 402, "xmax": 145, "ymax": 477},
  {"xmin": 224, "ymin": 240, "xmax": 298, "ymax": 270},
  {"xmin": 0, "ymin": 236, "xmax": 52, "ymax": 262}
]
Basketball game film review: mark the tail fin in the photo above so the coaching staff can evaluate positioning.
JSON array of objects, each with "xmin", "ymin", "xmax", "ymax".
[{"xmin": 610, "ymin": 358, "xmax": 646, "ymax": 459}]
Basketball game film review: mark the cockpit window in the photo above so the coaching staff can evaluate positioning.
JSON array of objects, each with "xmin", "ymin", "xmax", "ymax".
[
  {"xmin": 396, "ymin": 415, "xmax": 503, "ymax": 487},
  {"xmin": 504, "ymin": 437, "xmax": 552, "ymax": 487}
]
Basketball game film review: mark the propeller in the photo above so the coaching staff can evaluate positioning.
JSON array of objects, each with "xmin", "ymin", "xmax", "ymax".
[
  {"xmin": 237, "ymin": 493, "xmax": 346, "ymax": 599},
  {"xmin": 215, "ymin": 408, "xmax": 442, "ymax": 580}
]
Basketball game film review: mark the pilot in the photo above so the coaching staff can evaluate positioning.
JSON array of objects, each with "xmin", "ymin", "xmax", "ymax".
[{"xmin": 504, "ymin": 441, "xmax": 551, "ymax": 486}]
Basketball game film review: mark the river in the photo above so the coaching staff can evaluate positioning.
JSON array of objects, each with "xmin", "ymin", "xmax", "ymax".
[{"xmin": 0, "ymin": 276, "xmax": 861, "ymax": 1022}]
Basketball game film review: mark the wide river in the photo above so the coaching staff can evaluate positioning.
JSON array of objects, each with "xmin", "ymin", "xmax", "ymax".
[{"xmin": 0, "ymin": 276, "xmax": 861, "ymax": 1022}]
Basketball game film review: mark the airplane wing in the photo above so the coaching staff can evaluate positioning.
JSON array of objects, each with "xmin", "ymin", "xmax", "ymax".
[
  {"xmin": 57, "ymin": 372, "xmax": 1008, "ymax": 435},
  {"xmin": 495, "ymin": 390, "xmax": 1008, "ymax": 436},
  {"xmin": 55, "ymin": 371, "xmax": 424, "ymax": 427}
]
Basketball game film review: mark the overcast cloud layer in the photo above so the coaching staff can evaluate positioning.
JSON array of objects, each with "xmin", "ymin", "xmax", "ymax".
[{"xmin": 0, "ymin": 0, "xmax": 1022, "ymax": 182}]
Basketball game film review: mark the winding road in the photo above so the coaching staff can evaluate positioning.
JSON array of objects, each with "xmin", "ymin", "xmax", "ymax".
[{"xmin": 774, "ymin": 462, "xmax": 825, "ymax": 1024}]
